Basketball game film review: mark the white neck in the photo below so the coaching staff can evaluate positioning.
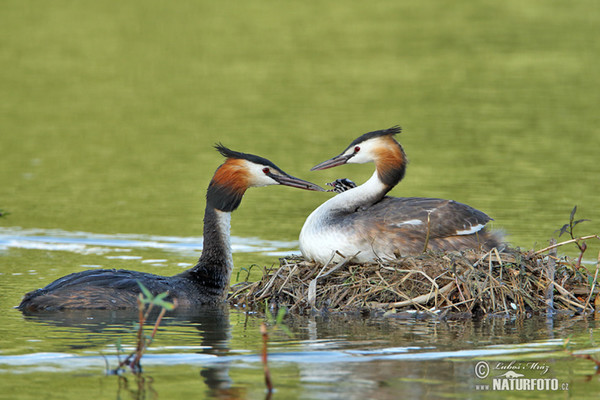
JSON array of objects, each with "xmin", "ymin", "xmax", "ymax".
[
  {"xmin": 199, "ymin": 207, "xmax": 234, "ymax": 274},
  {"xmin": 320, "ymin": 171, "xmax": 388, "ymax": 213},
  {"xmin": 300, "ymin": 170, "xmax": 388, "ymax": 262},
  {"xmin": 214, "ymin": 210, "xmax": 234, "ymax": 271}
]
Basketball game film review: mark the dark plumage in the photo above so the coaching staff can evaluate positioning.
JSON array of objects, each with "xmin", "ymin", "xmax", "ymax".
[
  {"xmin": 330, "ymin": 196, "xmax": 498, "ymax": 256},
  {"xmin": 19, "ymin": 145, "xmax": 322, "ymax": 311}
]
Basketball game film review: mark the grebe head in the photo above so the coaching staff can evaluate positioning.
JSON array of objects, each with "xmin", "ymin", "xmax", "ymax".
[
  {"xmin": 310, "ymin": 126, "xmax": 406, "ymax": 188},
  {"xmin": 208, "ymin": 144, "xmax": 324, "ymax": 212},
  {"xmin": 311, "ymin": 126, "xmax": 403, "ymax": 170}
]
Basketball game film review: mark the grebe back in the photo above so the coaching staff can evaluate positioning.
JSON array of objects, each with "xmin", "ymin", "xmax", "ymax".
[{"xmin": 19, "ymin": 145, "xmax": 323, "ymax": 311}]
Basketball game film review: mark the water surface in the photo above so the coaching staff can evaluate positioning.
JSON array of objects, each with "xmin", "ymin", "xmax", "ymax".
[
  {"xmin": 2, "ymin": 229, "xmax": 600, "ymax": 399},
  {"xmin": 2, "ymin": 1, "xmax": 600, "ymax": 399}
]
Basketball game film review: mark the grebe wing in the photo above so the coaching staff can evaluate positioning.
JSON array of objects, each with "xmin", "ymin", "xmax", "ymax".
[
  {"xmin": 37, "ymin": 269, "xmax": 170, "ymax": 292},
  {"xmin": 348, "ymin": 196, "xmax": 492, "ymax": 238},
  {"xmin": 19, "ymin": 269, "xmax": 173, "ymax": 311}
]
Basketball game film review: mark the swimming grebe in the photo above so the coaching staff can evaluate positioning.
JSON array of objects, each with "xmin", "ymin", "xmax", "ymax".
[
  {"xmin": 19, "ymin": 145, "xmax": 324, "ymax": 311},
  {"xmin": 299, "ymin": 126, "xmax": 502, "ymax": 264}
]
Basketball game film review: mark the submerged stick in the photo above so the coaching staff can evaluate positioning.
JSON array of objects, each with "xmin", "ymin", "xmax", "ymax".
[
  {"xmin": 260, "ymin": 322, "xmax": 273, "ymax": 395},
  {"xmin": 129, "ymin": 295, "xmax": 149, "ymax": 373}
]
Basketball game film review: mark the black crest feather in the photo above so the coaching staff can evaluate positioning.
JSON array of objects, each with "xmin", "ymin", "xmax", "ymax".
[
  {"xmin": 214, "ymin": 143, "xmax": 279, "ymax": 170},
  {"xmin": 347, "ymin": 126, "xmax": 401, "ymax": 148}
]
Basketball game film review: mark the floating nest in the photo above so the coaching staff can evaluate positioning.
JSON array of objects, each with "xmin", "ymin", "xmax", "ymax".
[{"xmin": 230, "ymin": 238, "xmax": 600, "ymax": 317}]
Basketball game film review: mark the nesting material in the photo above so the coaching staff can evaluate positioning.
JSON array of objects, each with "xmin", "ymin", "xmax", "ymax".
[{"xmin": 229, "ymin": 244, "xmax": 600, "ymax": 316}]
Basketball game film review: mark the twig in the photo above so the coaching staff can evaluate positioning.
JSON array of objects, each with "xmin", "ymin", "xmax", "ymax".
[
  {"xmin": 377, "ymin": 281, "xmax": 455, "ymax": 309},
  {"xmin": 112, "ymin": 293, "xmax": 176, "ymax": 374},
  {"xmin": 308, "ymin": 252, "xmax": 359, "ymax": 308},
  {"xmin": 422, "ymin": 211, "xmax": 432, "ymax": 253},
  {"xmin": 535, "ymin": 235, "xmax": 600, "ymax": 255},
  {"xmin": 277, "ymin": 264, "xmax": 298, "ymax": 294},
  {"xmin": 546, "ymin": 239, "xmax": 556, "ymax": 313},
  {"xmin": 255, "ymin": 265, "xmax": 286, "ymax": 300},
  {"xmin": 319, "ymin": 252, "xmax": 359, "ymax": 279},
  {"xmin": 583, "ymin": 251, "xmax": 600, "ymax": 311},
  {"xmin": 488, "ymin": 255, "xmax": 496, "ymax": 311}
]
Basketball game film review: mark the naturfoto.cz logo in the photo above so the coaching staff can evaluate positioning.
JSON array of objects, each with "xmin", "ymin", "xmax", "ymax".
[{"xmin": 474, "ymin": 361, "xmax": 569, "ymax": 392}]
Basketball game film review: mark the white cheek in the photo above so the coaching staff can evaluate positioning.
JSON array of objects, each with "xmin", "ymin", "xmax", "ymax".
[
  {"xmin": 348, "ymin": 152, "xmax": 370, "ymax": 164},
  {"xmin": 252, "ymin": 174, "xmax": 277, "ymax": 187},
  {"xmin": 244, "ymin": 161, "xmax": 278, "ymax": 187},
  {"xmin": 346, "ymin": 140, "xmax": 379, "ymax": 164}
]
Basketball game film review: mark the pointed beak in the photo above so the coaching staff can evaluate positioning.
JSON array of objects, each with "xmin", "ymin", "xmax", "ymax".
[
  {"xmin": 272, "ymin": 173, "xmax": 325, "ymax": 191},
  {"xmin": 310, "ymin": 153, "xmax": 353, "ymax": 171}
]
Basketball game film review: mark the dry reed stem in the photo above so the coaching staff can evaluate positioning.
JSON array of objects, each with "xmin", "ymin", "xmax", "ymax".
[
  {"xmin": 535, "ymin": 235, "xmax": 600, "ymax": 255},
  {"xmin": 372, "ymin": 281, "xmax": 456, "ymax": 309},
  {"xmin": 583, "ymin": 251, "xmax": 600, "ymax": 311}
]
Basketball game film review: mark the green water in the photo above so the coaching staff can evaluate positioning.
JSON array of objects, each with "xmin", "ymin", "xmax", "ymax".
[{"xmin": 2, "ymin": 1, "xmax": 600, "ymax": 399}]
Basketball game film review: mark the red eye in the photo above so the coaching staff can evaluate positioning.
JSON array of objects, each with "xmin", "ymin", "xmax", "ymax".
[
  {"xmin": 354, "ymin": 146, "xmax": 360, "ymax": 153},
  {"xmin": 262, "ymin": 167, "xmax": 270, "ymax": 174}
]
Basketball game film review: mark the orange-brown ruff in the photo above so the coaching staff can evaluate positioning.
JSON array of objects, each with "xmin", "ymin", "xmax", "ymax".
[
  {"xmin": 19, "ymin": 145, "xmax": 323, "ymax": 311},
  {"xmin": 211, "ymin": 158, "xmax": 250, "ymax": 197},
  {"xmin": 299, "ymin": 126, "xmax": 502, "ymax": 264}
]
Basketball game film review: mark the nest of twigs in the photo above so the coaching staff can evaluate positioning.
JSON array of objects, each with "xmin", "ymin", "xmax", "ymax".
[{"xmin": 229, "ymin": 240, "xmax": 600, "ymax": 317}]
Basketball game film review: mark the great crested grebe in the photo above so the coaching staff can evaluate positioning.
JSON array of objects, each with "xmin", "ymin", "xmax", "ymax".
[
  {"xmin": 19, "ymin": 145, "xmax": 324, "ymax": 311},
  {"xmin": 299, "ymin": 126, "xmax": 502, "ymax": 264}
]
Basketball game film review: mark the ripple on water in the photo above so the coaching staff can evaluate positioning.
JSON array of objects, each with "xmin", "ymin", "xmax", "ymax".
[
  {"xmin": 0, "ymin": 338, "xmax": 573, "ymax": 374},
  {"xmin": 0, "ymin": 226, "xmax": 300, "ymax": 256}
]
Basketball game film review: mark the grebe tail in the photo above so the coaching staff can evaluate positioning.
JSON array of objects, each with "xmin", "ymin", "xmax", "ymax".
[{"xmin": 19, "ymin": 145, "xmax": 323, "ymax": 311}]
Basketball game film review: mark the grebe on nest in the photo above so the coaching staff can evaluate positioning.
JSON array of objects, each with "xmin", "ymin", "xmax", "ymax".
[
  {"xmin": 19, "ymin": 145, "xmax": 323, "ymax": 311},
  {"xmin": 299, "ymin": 126, "xmax": 502, "ymax": 264}
]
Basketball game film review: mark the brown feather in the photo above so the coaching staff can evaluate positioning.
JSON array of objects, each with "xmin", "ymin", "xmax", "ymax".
[{"xmin": 211, "ymin": 159, "xmax": 250, "ymax": 195}]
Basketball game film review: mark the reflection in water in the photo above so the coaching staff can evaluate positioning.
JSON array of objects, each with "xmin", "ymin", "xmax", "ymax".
[
  {"xmin": 117, "ymin": 374, "xmax": 157, "ymax": 400},
  {"xmin": 273, "ymin": 313, "xmax": 600, "ymax": 399},
  {"xmin": 21, "ymin": 305, "xmax": 248, "ymax": 400},
  {"xmin": 8, "ymin": 308, "xmax": 600, "ymax": 399}
]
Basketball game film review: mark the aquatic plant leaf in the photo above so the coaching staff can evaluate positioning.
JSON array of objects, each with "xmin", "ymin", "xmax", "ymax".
[
  {"xmin": 275, "ymin": 307, "xmax": 287, "ymax": 325},
  {"xmin": 236, "ymin": 264, "xmax": 258, "ymax": 282},
  {"xmin": 278, "ymin": 324, "xmax": 294, "ymax": 338},
  {"xmin": 573, "ymin": 219, "xmax": 590, "ymax": 227},
  {"xmin": 154, "ymin": 291, "xmax": 169, "ymax": 302},
  {"xmin": 152, "ymin": 292, "xmax": 174, "ymax": 309},
  {"xmin": 558, "ymin": 223, "xmax": 570, "ymax": 237},
  {"xmin": 570, "ymin": 206, "xmax": 578, "ymax": 223},
  {"xmin": 137, "ymin": 280, "xmax": 153, "ymax": 300},
  {"xmin": 264, "ymin": 300, "xmax": 275, "ymax": 324},
  {"xmin": 156, "ymin": 299, "xmax": 175, "ymax": 310}
]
